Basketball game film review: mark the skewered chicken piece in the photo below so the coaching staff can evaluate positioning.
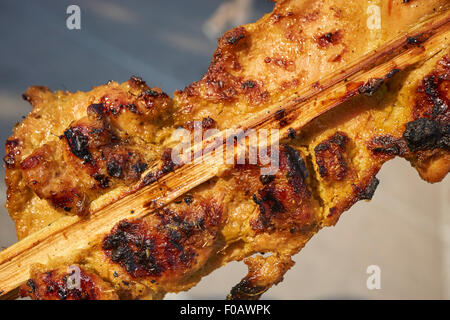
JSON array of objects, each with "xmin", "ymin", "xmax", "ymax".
[{"xmin": 4, "ymin": 0, "xmax": 449, "ymax": 300}]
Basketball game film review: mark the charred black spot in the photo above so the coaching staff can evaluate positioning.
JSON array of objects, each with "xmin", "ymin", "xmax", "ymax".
[
  {"xmin": 3, "ymin": 139, "xmax": 20, "ymax": 168},
  {"xmin": 329, "ymin": 132, "xmax": 348, "ymax": 148},
  {"xmin": 259, "ymin": 175, "xmax": 275, "ymax": 185},
  {"xmin": 263, "ymin": 192, "xmax": 285, "ymax": 214},
  {"xmin": 241, "ymin": 80, "xmax": 256, "ymax": 89},
  {"xmin": 129, "ymin": 76, "xmax": 146, "ymax": 87},
  {"xmin": 6, "ymin": 139, "xmax": 19, "ymax": 148},
  {"xmin": 314, "ymin": 132, "xmax": 349, "ymax": 181},
  {"xmin": 161, "ymin": 149, "xmax": 176, "ymax": 174},
  {"xmin": 132, "ymin": 161, "xmax": 148, "ymax": 175},
  {"xmin": 57, "ymin": 288, "xmax": 68, "ymax": 300},
  {"xmin": 358, "ymin": 78, "xmax": 384, "ymax": 96},
  {"xmin": 423, "ymin": 75, "xmax": 447, "ymax": 118},
  {"xmin": 441, "ymin": 124, "xmax": 450, "ymax": 150},
  {"xmin": 252, "ymin": 186, "xmax": 285, "ymax": 230},
  {"xmin": 107, "ymin": 159, "xmax": 123, "ymax": 178},
  {"xmin": 169, "ymin": 230, "xmax": 184, "ymax": 251},
  {"xmin": 143, "ymin": 89, "xmax": 160, "ymax": 97},
  {"xmin": 274, "ymin": 109, "xmax": 286, "ymax": 120},
  {"xmin": 184, "ymin": 195, "xmax": 193, "ymax": 205},
  {"xmin": 407, "ymin": 36, "xmax": 419, "ymax": 45},
  {"xmin": 103, "ymin": 221, "xmax": 163, "ymax": 277},
  {"xmin": 4, "ymin": 155, "xmax": 15, "ymax": 167},
  {"xmin": 328, "ymin": 207, "xmax": 338, "ymax": 218},
  {"xmin": 21, "ymin": 267, "xmax": 106, "ymax": 300},
  {"xmin": 64, "ymin": 127, "xmax": 93, "ymax": 163},
  {"xmin": 127, "ymin": 104, "xmax": 138, "ymax": 114},
  {"xmin": 26, "ymin": 279, "xmax": 36, "ymax": 293},
  {"xmin": 142, "ymin": 172, "xmax": 157, "ymax": 186},
  {"xmin": 201, "ymin": 117, "xmax": 216, "ymax": 130},
  {"xmin": 385, "ymin": 68, "xmax": 400, "ymax": 79},
  {"xmin": 403, "ymin": 118, "xmax": 444, "ymax": 151},
  {"xmin": 22, "ymin": 93, "xmax": 31, "ymax": 102},
  {"xmin": 406, "ymin": 32, "xmax": 430, "ymax": 47},
  {"xmin": 287, "ymin": 128, "xmax": 296, "ymax": 140},
  {"xmin": 282, "ymin": 145, "xmax": 308, "ymax": 193},
  {"xmin": 369, "ymin": 135, "xmax": 405, "ymax": 156},
  {"xmin": 103, "ymin": 207, "xmax": 220, "ymax": 280},
  {"xmin": 94, "ymin": 174, "xmax": 110, "ymax": 189},
  {"xmin": 179, "ymin": 250, "xmax": 196, "ymax": 263},
  {"xmin": 227, "ymin": 32, "xmax": 245, "ymax": 45},
  {"xmin": 312, "ymin": 81, "xmax": 322, "ymax": 90},
  {"xmin": 356, "ymin": 176, "xmax": 380, "ymax": 201},
  {"xmin": 316, "ymin": 30, "xmax": 343, "ymax": 48},
  {"xmin": 228, "ymin": 279, "xmax": 266, "ymax": 300},
  {"xmin": 110, "ymin": 105, "xmax": 121, "ymax": 116},
  {"xmin": 87, "ymin": 103, "xmax": 105, "ymax": 119}
]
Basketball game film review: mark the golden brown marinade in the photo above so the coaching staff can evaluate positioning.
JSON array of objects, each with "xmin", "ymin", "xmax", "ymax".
[{"xmin": 7, "ymin": 0, "xmax": 450, "ymax": 300}]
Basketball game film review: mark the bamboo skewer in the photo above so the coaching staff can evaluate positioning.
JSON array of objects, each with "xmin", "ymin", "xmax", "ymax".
[{"xmin": 0, "ymin": 10, "xmax": 449, "ymax": 299}]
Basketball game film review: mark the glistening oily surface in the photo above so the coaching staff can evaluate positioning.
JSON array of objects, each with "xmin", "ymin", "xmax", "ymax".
[{"xmin": 3, "ymin": 0, "xmax": 449, "ymax": 300}]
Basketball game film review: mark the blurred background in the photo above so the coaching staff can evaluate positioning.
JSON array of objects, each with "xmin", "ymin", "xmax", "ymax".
[{"xmin": 0, "ymin": 0, "xmax": 449, "ymax": 299}]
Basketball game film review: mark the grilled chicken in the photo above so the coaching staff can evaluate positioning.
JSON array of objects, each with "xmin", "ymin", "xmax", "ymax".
[{"xmin": 5, "ymin": 0, "xmax": 449, "ymax": 300}]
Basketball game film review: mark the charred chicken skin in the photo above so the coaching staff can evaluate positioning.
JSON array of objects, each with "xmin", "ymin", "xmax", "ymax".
[{"xmin": 5, "ymin": 0, "xmax": 450, "ymax": 300}]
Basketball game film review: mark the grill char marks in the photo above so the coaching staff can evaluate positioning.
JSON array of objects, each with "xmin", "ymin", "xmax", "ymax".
[
  {"xmin": 226, "ymin": 27, "xmax": 246, "ymax": 45},
  {"xmin": 228, "ymin": 278, "xmax": 266, "ymax": 300},
  {"xmin": 359, "ymin": 78, "xmax": 385, "ymax": 96},
  {"xmin": 174, "ymin": 26, "xmax": 270, "ymax": 108},
  {"xmin": 19, "ymin": 266, "xmax": 118, "ymax": 300},
  {"xmin": 141, "ymin": 148, "xmax": 180, "ymax": 187},
  {"xmin": 64, "ymin": 120, "xmax": 111, "ymax": 166},
  {"xmin": 283, "ymin": 145, "xmax": 309, "ymax": 191},
  {"xmin": 368, "ymin": 135, "xmax": 408, "ymax": 159},
  {"xmin": 17, "ymin": 77, "xmax": 171, "ymax": 216},
  {"xmin": 100, "ymin": 78, "xmax": 172, "ymax": 127},
  {"xmin": 103, "ymin": 198, "xmax": 223, "ymax": 283},
  {"xmin": 398, "ymin": 54, "xmax": 450, "ymax": 183},
  {"xmin": 4, "ymin": 138, "xmax": 21, "ymax": 169},
  {"xmin": 103, "ymin": 221, "xmax": 165, "ymax": 278},
  {"xmin": 20, "ymin": 143, "xmax": 90, "ymax": 216},
  {"xmin": 228, "ymin": 255, "xmax": 294, "ymax": 300},
  {"xmin": 403, "ymin": 118, "xmax": 449, "ymax": 151},
  {"xmin": 406, "ymin": 56, "xmax": 450, "ymax": 151},
  {"xmin": 20, "ymin": 114, "xmax": 149, "ymax": 215},
  {"xmin": 315, "ymin": 30, "xmax": 343, "ymax": 48},
  {"xmin": 314, "ymin": 132, "xmax": 350, "ymax": 181},
  {"xmin": 413, "ymin": 55, "xmax": 449, "ymax": 124},
  {"xmin": 353, "ymin": 176, "xmax": 380, "ymax": 201},
  {"xmin": 250, "ymin": 145, "xmax": 317, "ymax": 233}
]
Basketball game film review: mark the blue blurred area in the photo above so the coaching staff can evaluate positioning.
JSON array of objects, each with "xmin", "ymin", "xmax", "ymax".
[{"xmin": 0, "ymin": 0, "xmax": 273, "ymax": 94}]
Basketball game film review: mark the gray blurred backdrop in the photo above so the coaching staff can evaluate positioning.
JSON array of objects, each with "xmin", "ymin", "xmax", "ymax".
[{"xmin": 0, "ymin": 0, "xmax": 449, "ymax": 299}]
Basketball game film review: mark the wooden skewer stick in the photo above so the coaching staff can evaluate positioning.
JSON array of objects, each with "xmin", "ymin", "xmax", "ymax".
[{"xmin": 0, "ymin": 10, "xmax": 449, "ymax": 299}]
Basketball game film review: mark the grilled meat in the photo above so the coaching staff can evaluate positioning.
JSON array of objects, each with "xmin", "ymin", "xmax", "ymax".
[
  {"xmin": 4, "ymin": 0, "xmax": 449, "ymax": 299},
  {"xmin": 19, "ymin": 264, "xmax": 118, "ymax": 300}
]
